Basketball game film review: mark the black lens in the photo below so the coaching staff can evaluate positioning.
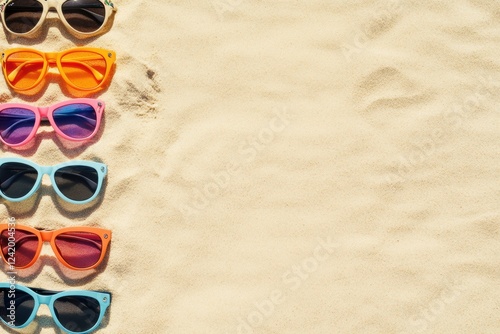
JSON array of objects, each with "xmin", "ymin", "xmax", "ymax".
[
  {"xmin": 61, "ymin": 0, "xmax": 105, "ymax": 33},
  {"xmin": 54, "ymin": 166, "xmax": 98, "ymax": 202},
  {"xmin": 4, "ymin": 0, "xmax": 43, "ymax": 34},
  {"xmin": 53, "ymin": 296, "xmax": 100, "ymax": 332},
  {"xmin": 0, "ymin": 288, "xmax": 35, "ymax": 327},
  {"xmin": 0, "ymin": 162, "xmax": 37, "ymax": 199}
]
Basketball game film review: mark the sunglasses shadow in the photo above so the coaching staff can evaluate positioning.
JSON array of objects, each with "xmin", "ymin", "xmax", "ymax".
[
  {"xmin": 1, "ymin": 116, "xmax": 107, "ymax": 159},
  {"xmin": 6, "ymin": 244, "xmax": 112, "ymax": 285},
  {"xmin": 2, "ymin": 179, "xmax": 107, "ymax": 219},
  {"xmin": 1, "ymin": 316, "xmax": 64, "ymax": 334}
]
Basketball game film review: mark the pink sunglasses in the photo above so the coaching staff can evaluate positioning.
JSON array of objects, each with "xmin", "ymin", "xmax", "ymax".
[{"xmin": 0, "ymin": 98, "xmax": 104, "ymax": 147}]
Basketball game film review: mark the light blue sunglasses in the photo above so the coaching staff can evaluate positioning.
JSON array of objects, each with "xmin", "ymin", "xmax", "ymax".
[
  {"xmin": 0, "ymin": 157, "xmax": 106, "ymax": 204},
  {"xmin": 0, "ymin": 283, "xmax": 110, "ymax": 333}
]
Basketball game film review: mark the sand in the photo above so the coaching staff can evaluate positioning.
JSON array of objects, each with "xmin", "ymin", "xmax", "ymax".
[{"xmin": 0, "ymin": 0, "xmax": 499, "ymax": 333}]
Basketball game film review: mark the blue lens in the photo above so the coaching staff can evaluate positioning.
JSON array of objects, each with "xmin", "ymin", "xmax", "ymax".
[
  {"xmin": 0, "ymin": 108, "xmax": 36, "ymax": 145},
  {"xmin": 53, "ymin": 103, "xmax": 97, "ymax": 139}
]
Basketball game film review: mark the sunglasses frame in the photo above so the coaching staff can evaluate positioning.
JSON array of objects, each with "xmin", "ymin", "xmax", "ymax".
[
  {"xmin": 0, "ymin": 98, "xmax": 104, "ymax": 147},
  {"xmin": 0, "ymin": 0, "xmax": 117, "ymax": 38},
  {"xmin": 1, "ymin": 47, "xmax": 116, "ymax": 92},
  {"xmin": 0, "ymin": 283, "xmax": 110, "ymax": 333},
  {"xmin": 0, "ymin": 157, "xmax": 107, "ymax": 204},
  {"xmin": 0, "ymin": 224, "xmax": 111, "ymax": 270}
]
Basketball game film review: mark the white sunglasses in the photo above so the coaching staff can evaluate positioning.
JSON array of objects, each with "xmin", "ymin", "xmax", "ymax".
[{"xmin": 0, "ymin": 0, "xmax": 117, "ymax": 38}]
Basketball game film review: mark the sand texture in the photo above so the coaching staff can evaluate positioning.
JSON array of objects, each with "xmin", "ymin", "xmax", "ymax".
[{"xmin": 0, "ymin": 0, "xmax": 499, "ymax": 333}]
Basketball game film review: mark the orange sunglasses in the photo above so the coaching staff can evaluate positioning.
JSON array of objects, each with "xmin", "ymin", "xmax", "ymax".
[
  {"xmin": 0, "ymin": 224, "xmax": 111, "ymax": 270},
  {"xmin": 1, "ymin": 47, "xmax": 116, "ymax": 93}
]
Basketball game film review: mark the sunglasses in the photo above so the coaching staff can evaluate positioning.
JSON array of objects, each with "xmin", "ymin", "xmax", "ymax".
[
  {"xmin": 0, "ymin": 224, "xmax": 111, "ymax": 270},
  {"xmin": 0, "ymin": 284, "xmax": 110, "ymax": 333},
  {"xmin": 0, "ymin": 0, "xmax": 117, "ymax": 38},
  {"xmin": 0, "ymin": 98, "xmax": 104, "ymax": 147},
  {"xmin": 0, "ymin": 157, "xmax": 107, "ymax": 204},
  {"xmin": 2, "ymin": 47, "xmax": 116, "ymax": 92}
]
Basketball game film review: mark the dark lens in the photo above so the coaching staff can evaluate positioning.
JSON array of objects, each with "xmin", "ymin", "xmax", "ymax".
[
  {"xmin": 0, "ymin": 162, "xmax": 38, "ymax": 199},
  {"xmin": 0, "ymin": 288, "xmax": 35, "ymax": 327},
  {"xmin": 0, "ymin": 108, "xmax": 36, "ymax": 145},
  {"xmin": 53, "ymin": 103, "xmax": 97, "ymax": 139},
  {"xmin": 53, "ymin": 296, "xmax": 100, "ymax": 332},
  {"xmin": 4, "ymin": 0, "xmax": 43, "ymax": 34},
  {"xmin": 1, "ymin": 229, "xmax": 39, "ymax": 267},
  {"xmin": 61, "ymin": 0, "xmax": 105, "ymax": 33},
  {"xmin": 54, "ymin": 166, "xmax": 98, "ymax": 202},
  {"xmin": 55, "ymin": 232, "xmax": 102, "ymax": 268}
]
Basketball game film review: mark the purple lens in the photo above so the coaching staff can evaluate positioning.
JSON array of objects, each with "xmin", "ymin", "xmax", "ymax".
[
  {"xmin": 1, "ymin": 229, "xmax": 39, "ymax": 267},
  {"xmin": 0, "ymin": 108, "xmax": 36, "ymax": 145},
  {"xmin": 53, "ymin": 103, "xmax": 97, "ymax": 139},
  {"xmin": 55, "ymin": 232, "xmax": 102, "ymax": 268}
]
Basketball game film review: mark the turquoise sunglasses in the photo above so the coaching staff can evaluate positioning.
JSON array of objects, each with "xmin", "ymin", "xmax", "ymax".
[
  {"xmin": 0, "ymin": 283, "xmax": 110, "ymax": 333},
  {"xmin": 0, "ymin": 157, "xmax": 106, "ymax": 204}
]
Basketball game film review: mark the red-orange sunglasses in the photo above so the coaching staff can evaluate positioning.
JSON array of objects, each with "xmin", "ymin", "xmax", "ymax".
[{"xmin": 0, "ymin": 224, "xmax": 111, "ymax": 270}]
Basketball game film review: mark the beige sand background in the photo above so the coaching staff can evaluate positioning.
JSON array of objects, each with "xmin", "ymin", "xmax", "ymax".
[{"xmin": 0, "ymin": 0, "xmax": 499, "ymax": 333}]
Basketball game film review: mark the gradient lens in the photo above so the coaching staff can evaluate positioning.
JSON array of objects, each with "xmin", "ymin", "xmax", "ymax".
[
  {"xmin": 53, "ymin": 103, "xmax": 97, "ymax": 139},
  {"xmin": 4, "ymin": 51, "xmax": 45, "ymax": 90},
  {"xmin": 1, "ymin": 229, "xmax": 39, "ymax": 268},
  {"xmin": 0, "ymin": 162, "xmax": 38, "ymax": 199},
  {"xmin": 59, "ymin": 51, "xmax": 106, "ymax": 90},
  {"xmin": 0, "ymin": 288, "xmax": 35, "ymax": 327},
  {"xmin": 61, "ymin": 0, "xmax": 105, "ymax": 33},
  {"xmin": 0, "ymin": 108, "xmax": 36, "ymax": 145},
  {"xmin": 54, "ymin": 295, "xmax": 100, "ymax": 332},
  {"xmin": 4, "ymin": 0, "xmax": 43, "ymax": 34},
  {"xmin": 54, "ymin": 165, "xmax": 98, "ymax": 202},
  {"xmin": 55, "ymin": 232, "xmax": 102, "ymax": 268}
]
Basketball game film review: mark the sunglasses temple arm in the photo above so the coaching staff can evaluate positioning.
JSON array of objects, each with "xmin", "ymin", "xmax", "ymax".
[
  {"xmin": 5, "ymin": 234, "xmax": 38, "ymax": 249},
  {"xmin": 61, "ymin": 7, "xmax": 105, "ymax": 23},
  {"xmin": 0, "ymin": 115, "xmax": 36, "ymax": 138},
  {"xmin": 56, "ymin": 234, "xmax": 103, "ymax": 249},
  {"xmin": 60, "ymin": 58, "xmax": 105, "ymax": 81},
  {"xmin": 6, "ymin": 57, "xmax": 105, "ymax": 82},
  {"xmin": 2, "ymin": 293, "xmax": 35, "ymax": 306},
  {"xmin": 1, "ymin": 235, "xmax": 38, "ymax": 266},
  {"xmin": 58, "ymin": 172, "xmax": 98, "ymax": 191},
  {"xmin": 54, "ymin": 113, "xmax": 97, "ymax": 127},
  {"xmin": 6, "ymin": 58, "xmax": 44, "ymax": 82},
  {"xmin": 29, "ymin": 287, "xmax": 60, "ymax": 295},
  {"xmin": 0, "ymin": 6, "xmax": 42, "ymax": 13},
  {"xmin": 0, "ymin": 171, "xmax": 36, "ymax": 191}
]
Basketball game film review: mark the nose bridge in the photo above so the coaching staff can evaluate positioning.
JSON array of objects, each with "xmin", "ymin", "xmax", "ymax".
[
  {"xmin": 37, "ymin": 107, "xmax": 49, "ymax": 118},
  {"xmin": 38, "ymin": 295, "xmax": 52, "ymax": 305},
  {"xmin": 45, "ymin": 52, "xmax": 58, "ymax": 65},
  {"xmin": 39, "ymin": 166, "xmax": 53, "ymax": 176},
  {"xmin": 45, "ymin": 0, "xmax": 58, "ymax": 10},
  {"xmin": 39, "ymin": 230, "xmax": 54, "ymax": 242}
]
